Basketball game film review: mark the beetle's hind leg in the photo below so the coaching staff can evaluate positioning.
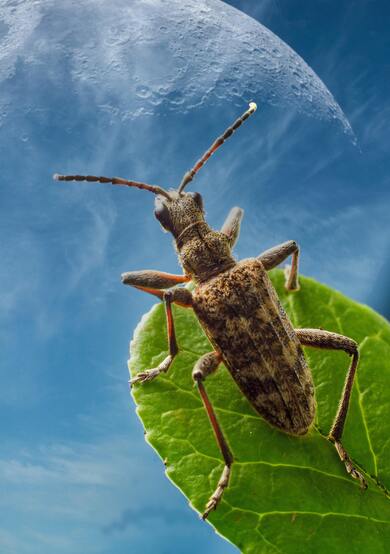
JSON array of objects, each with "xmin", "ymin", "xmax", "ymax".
[
  {"xmin": 192, "ymin": 352, "xmax": 234, "ymax": 519},
  {"xmin": 258, "ymin": 240, "xmax": 300, "ymax": 291},
  {"xmin": 296, "ymin": 328, "xmax": 367, "ymax": 488},
  {"xmin": 122, "ymin": 271, "xmax": 193, "ymax": 385}
]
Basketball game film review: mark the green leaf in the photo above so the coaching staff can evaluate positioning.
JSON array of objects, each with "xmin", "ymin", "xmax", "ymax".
[{"xmin": 129, "ymin": 269, "xmax": 390, "ymax": 553}]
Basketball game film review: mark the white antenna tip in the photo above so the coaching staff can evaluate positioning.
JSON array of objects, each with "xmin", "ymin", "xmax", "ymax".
[{"xmin": 249, "ymin": 102, "xmax": 257, "ymax": 112}]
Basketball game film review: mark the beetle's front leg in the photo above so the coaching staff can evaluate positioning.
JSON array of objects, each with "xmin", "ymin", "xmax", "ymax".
[
  {"xmin": 192, "ymin": 352, "xmax": 234, "ymax": 520},
  {"xmin": 296, "ymin": 328, "xmax": 367, "ymax": 488},
  {"xmin": 122, "ymin": 269, "xmax": 190, "ymax": 290},
  {"xmin": 122, "ymin": 270, "xmax": 192, "ymax": 306},
  {"xmin": 129, "ymin": 286, "xmax": 193, "ymax": 386},
  {"xmin": 258, "ymin": 240, "xmax": 300, "ymax": 291}
]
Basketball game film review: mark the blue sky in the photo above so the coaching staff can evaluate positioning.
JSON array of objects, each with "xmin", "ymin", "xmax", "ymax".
[{"xmin": 0, "ymin": 1, "xmax": 389, "ymax": 553}]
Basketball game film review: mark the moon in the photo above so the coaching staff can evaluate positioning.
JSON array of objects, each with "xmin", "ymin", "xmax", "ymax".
[{"xmin": 0, "ymin": 0, "xmax": 352, "ymax": 138}]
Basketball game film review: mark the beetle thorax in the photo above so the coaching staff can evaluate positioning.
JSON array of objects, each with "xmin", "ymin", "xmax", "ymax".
[
  {"xmin": 177, "ymin": 226, "xmax": 235, "ymax": 283},
  {"xmin": 154, "ymin": 192, "xmax": 236, "ymax": 282}
]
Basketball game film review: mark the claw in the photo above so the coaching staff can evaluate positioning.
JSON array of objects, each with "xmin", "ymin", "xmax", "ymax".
[
  {"xmin": 334, "ymin": 441, "xmax": 368, "ymax": 490},
  {"xmin": 201, "ymin": 465, "xmax": 231, "ymax": 520},
  {"xmin": 202, "ymin": 497, "xmax": 219, "ymax": 520},
  {"xmin": 130, "ymin": 354, "xmax": 174, "ymax": 386},
  {"xmin": 346, "ymin": 460, "xmax": 368, "ymax": 489},
  {"xmin": 130, "ymin": 367, "xmax": 161, "ymax": 386}
]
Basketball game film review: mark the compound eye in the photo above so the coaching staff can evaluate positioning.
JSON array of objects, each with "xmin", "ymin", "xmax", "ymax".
[
  {"xmin": 154, "ymin": 197, "xmax": 174, "ymax": 233},
  {"xmin": 189, "ymin": 191, "xmax": 204, "ymax": 212}
]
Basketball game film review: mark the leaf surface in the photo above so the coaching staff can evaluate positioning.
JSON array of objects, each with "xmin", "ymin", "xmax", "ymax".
[{"xmin": 129, "ymin": 270, "xmax": 390, "ymax": 553}]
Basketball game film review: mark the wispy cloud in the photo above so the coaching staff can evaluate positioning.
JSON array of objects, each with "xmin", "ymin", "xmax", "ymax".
[{"xmin": 0, "ymin": 428, "xmax": 231, "ymax": 554}]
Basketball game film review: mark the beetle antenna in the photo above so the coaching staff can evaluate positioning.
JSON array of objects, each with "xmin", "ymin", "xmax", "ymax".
[
  {"xmin": 53, "ymin": 174, "xmax": 171, "ymax": 199},
  {"xmin": 177, "ymin": 102, "xmax": 257, "ymax": 193}
]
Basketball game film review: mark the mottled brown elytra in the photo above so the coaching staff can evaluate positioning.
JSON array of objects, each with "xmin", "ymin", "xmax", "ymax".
[{"xmin": 54, "ymin": 103, "xmax": 366, "ymax": 519}]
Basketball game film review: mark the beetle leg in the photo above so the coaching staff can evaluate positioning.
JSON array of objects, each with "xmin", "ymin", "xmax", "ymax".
[
  {"xmin": 296, "ymin": 328, "xmax": 367, "ymax": 488},
  {"xmin": 131, "ymin": 288, "xmax": 193, "ymax": 385},
  {"xmin": 220, "ymin": 207, "xmax": 244, "ymax": 248},
  {"xmin": 258, "ymin": 240, "xmax": 300, "ymax": 291},
  {"xmin": 122, "ymin": 269, "xmax": 190, "ymax": 289},
  {"xmin": 122, "ymin": 269, "xmax": 192, "ymax": 306},
  {"xmin": 192, "ymin": 352, "xmax": 234, "ymax": 520}
]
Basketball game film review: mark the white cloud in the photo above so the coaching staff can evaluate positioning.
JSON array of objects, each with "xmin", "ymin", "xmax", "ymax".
[{"xmin": 0, "ymin": 427, "xmax": 231, "ymax": 553}]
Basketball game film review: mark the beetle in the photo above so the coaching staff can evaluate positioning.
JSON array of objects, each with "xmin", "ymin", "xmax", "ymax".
[{"xmin": 54, "ymin": 103, "xmax": 366, "ymax": 519}]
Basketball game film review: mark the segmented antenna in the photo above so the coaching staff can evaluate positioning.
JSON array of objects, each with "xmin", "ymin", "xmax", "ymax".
[
  {"xmin": 53, "ymin": 174, "xmax": 171, "ymax": 199},
  {"xmin": 177, "ymin": 102, "xmax": 257, "ymax": 193}
]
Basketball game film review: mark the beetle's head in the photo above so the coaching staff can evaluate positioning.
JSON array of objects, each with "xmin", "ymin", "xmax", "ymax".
[{"xmin": 154, "ymin": 189, "xmax": 204, "ymax": 239}]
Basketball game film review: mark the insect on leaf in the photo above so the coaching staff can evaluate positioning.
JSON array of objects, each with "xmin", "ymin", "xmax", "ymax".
[{"xmin": 129, "ymin": 269, "xmax": 390, "ymax": 553}]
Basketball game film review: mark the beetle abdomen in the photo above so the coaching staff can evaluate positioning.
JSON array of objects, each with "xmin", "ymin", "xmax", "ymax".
[{"xmin": 192, "ymin": 258, "xmax": 315, "ymax": 435}]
